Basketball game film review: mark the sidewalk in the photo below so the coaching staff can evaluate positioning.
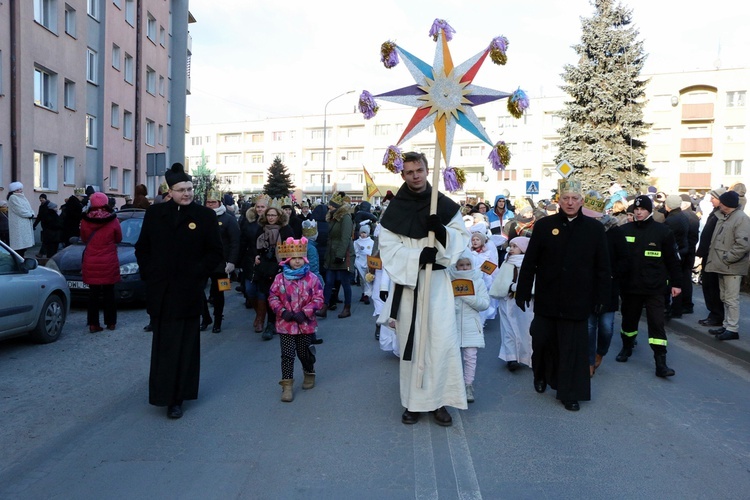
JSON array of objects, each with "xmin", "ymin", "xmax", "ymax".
[{"xmin": 666, "ymin": 287, "xmax": 750, "ymax": 364}]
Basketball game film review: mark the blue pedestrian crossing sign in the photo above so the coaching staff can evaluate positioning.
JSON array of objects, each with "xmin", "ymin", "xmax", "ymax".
[{"xmin": 525, "ymin": 181, "xmax": 539, "ymax": 195}]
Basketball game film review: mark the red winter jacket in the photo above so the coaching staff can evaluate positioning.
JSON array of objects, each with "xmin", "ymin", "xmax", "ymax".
[{"xmin": 80, "ymin": 209, "xmax": 122, "ymax": 285}]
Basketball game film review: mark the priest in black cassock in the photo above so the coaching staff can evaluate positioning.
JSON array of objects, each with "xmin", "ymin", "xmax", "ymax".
[{"xmin": 135, "ymin": 163, "xmax": 223, "ymax": 419}]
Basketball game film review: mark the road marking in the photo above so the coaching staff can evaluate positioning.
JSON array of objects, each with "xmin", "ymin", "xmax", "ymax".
[
  {"xmin": 447, "ymin": 410, "xmax": 482, "ymax": 499},
  {"xmin": 414, "ymin": 422, "xmax": 438, "ymax": 500}
]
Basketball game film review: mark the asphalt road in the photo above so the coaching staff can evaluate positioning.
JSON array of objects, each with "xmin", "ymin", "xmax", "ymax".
[{"xmin": 1, "ymin": 287, "xmax": 749, "ymax": 499}]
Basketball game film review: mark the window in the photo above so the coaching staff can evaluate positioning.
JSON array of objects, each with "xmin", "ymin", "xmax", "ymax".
[
  {"xmin": 343, "ymin": 149, "xmax": 363, "ymax": 160},
  {"xmin": 63, "ymin": 156, "xmax": 75, "ymax": 184},
  {"xmin": 124, "ymin": 53, "xmax": 134, "ymax": 84},
  {"xmin": 147, "ymin": 13, "xmax": 157, "ymax": 41},
  {"xmin": 112, "ymin": 44, "xmax": 121, "ymax": 70},
  {"xmin": 498, "ymin": 115, "xmax": 518, "ymax": 128},
  {"xmin": 111, "ymin": 103, "xmax": 119, "ymax": 128},
  {"xmin": 726, "ymin": 91, "xmax": 746, "ymax": 108},
  {"xmin": 87, "ymin": 0, "xmax": 98, "ymax": 19},
  {"xmin": 250, "ymin": 154, "xmax": 264, "ymax": 163},
  {"xmin": 145, "ymin": 119, "xmax": 155, "ymax": 146},
  {"xmin": 345, "ymin": 126, "xmax": 364, "ymax": 138},
  {"xmin": 191, "ymin": 136, "xmax": 202, "ymax": 146},
  {"xmin": 123, "ymin": 110, "xmax": 132, "ymax": 139},
  {"xmin": 34, "ymin": 0, "xmax": 57, "ymax": 32},
  {"xmin": 250, "ymin": 174, "xmax": 264, "ymax": 185},
  {"xmin": 86, "ymin": 115, "xmax": 96, "ymax": 147},
  {"xmin": 159, "ymin": 26, "xmax": 166, "ymax": 46},
  {"xmin": 158, "ymin": 124, "xmax": 164, "ymax": 145},
  {"xmin": 523, "ymin": 141, "xmax": 533, "ymax": 152},
  {"xmin": 109, "ymin": 166, "xmax": 119, "ymax": 190},
  {"xmin": 523, "ymin": 169, "xmax": 532, "ymax": 179},
  {"xmin": 34, "ymin": 151, "xmax": 58, "ymax": 190},
  {"xmin": 310, "ymin": 151, "xmax": 329, "ymax": 162},
  {"xmin": 273, "ymin": 131, "xmax": 285, "ymax": 141},
  {"xmin": 220, "ymin": 134, "xmax": 240, "ymax": 143},
  {"xmin": 251, "ymin": 133, "xmax": 263, "ymax": 143},
  {"xmin": 460, "ymin": 146, "xmax": 481, "ymax": 157},
  {"xmin": 158, "ymin": 75, "xmax": 165, "ymax": 96},
  {"xmin": 725, "ymin": 125, "xmax": 745, "ymax": 142},
  {"xmin": 122, "ymin": 169, "xmax": 132, "ymax": 195},
  {"xmin": 220, "ymin": 154, "xmax": 241, "ymax": 164},
  {"xmin": 34, "ymin": 67, "xmax": 56, "ymax": 110},
  {"xmin": 113, "ymin": 0, "xmax": 121, "ymax": 8},
  {"xmin": 685, "ymin": 160, "xmax": 706, "ymax": 173},
  {"xmin": 146, "ymin": 67, "xmax": 156, "ymax": 94},
  {"xmin": 374, "ymin": 124, "xmax": 390, "ymax": 136},
  {"xmin": 64, "ymin": 79, "xmax": 75, "ymax": 109},
  {"xmin": 124, "ymin": 0, "xmax": 135, "ymax": 25},
  {"xmin": 725, "ymin": 160, "xmax": 743, "ymax": 175},
  {"xmin": 64, "ymin": 4, "xmax": 76, "ymax": 36},
  {"xmin": 497, "ymin": 169, "xmax": 517, "ymax": 181},
  {"xmin": 86, "ymin": 48, "xmax": 98, "ymax": 83}
]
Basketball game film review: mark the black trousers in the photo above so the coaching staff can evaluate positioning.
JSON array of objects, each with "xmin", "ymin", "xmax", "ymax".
[
  {"xmin": 87, "ymin": 284, "xmax": 116, "ymax": 326},
  {"xmin": 620, "ymin": 293, "xmax": 668, "ymax": 353},
  {"xmin": 202, "ymin": 274, "xmax": 226, "ymax": 324},
  {"xmin": 530, "ymin": 315, "xmax": 590, "ymax": 402},
  {"xmin": 701, "ymin": 271, "xmax": 724, "ymax": 322}
]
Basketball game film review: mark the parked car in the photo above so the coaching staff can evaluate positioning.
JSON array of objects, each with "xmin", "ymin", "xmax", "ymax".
[
  {"xmin": 46, "ymin": 209, "xmax": 146, "ymax": 304},
  {"xmin": 0, "ymin": 240, "xmax": 70, "ymax": 343}
]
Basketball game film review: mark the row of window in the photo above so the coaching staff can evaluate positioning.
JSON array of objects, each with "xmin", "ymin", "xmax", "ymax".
[
  {"xmin": 29, "ymin": 148, "xmax": 136, "ymax": 194},
  {"xmin": 35, "ymin": 0, "xmax": 137, "ymax": 34}
]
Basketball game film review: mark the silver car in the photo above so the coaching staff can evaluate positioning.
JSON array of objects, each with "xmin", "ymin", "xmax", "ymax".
[{"xmin": 0, "ymin": 240, "xmax": 70, "ymax": 343}]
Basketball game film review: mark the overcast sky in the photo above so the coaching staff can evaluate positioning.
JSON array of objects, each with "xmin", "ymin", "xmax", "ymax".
[{"xmin": 185, "ymin": 0, "xmax": 750, "ymax": 125}]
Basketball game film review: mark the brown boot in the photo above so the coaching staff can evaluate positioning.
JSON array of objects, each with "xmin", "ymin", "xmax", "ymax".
[
  {"xmin": 254, "ymin": 300, "xmax": 267, "ymax": 333},
  {"xmin": 337, "ymin": 305, "xmax": 351, "ymax": 318},
  {"xmin": 314, "ymin": 304, "xmax": 327, "ymax": 318},
  {"xmin": 302, "ymin": 372, "xmax": 316, "ymax": 390},
  {"xmin": 279, "ymin": 379, "xmax": 294, "ymax": 402},
  {"xmin": 594, "ymin": 353, "xmax": 603, "ymax": 370}
]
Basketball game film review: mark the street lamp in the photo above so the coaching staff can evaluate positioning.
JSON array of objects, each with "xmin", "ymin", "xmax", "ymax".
[{"xmin": 322, "ymin": 90, "xmax": 355, "ymax": 203}]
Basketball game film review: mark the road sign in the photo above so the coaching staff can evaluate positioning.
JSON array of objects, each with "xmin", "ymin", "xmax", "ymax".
[
  {"xmin": 556, "ymin": 159, "xmax": 575, "ymax": 178},
  {"xmin": 525, "ymin": 181, "xmax": 539, "ymax": 195}
]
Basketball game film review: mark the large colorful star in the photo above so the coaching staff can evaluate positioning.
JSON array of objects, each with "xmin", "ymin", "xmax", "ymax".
[{"xmin": 375, "ymin": 31, "xmax": 512, "ymax": 166}]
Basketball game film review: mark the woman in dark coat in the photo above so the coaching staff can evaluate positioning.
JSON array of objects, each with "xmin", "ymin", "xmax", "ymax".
[
  {"xmin": 253, "ymin": 205, "xmax": 293, "ymax": 339},
  {"xmin": 316, "ymin": 194, "xmax": 354, "ymax": 319},
  {"xmin": 60, "ymin": 194, "xmax": 83, "ymax": 246},
  {"xmin": 80, "ymin": 192, "xmax": 122, "ymax": 332}
]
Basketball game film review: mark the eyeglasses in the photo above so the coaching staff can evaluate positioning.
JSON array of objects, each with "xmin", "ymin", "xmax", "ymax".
[
  {"xmin": 170, "ymin": 187, "xmax": 194, "ymax": 194},
  {"xmin": 266, "ymin": 213, "xmax": 278, "ymax": 217}
]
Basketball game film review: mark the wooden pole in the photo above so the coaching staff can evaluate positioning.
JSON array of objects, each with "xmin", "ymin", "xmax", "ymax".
[{"xmin": 415, "ymin": 141, "xmax": 443, "ymax": 388}]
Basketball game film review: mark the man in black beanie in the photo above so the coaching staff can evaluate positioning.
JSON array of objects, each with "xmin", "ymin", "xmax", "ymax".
[
  {"xmin": 617, "ymin": 195, "xmax": 682, "ymax": 377},
  {"xmin": 136, "ymin": 163, "xmax": 223, "ymax": 419}
]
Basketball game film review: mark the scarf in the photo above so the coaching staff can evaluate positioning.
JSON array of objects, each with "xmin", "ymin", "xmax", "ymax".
[
  {"xmin": 257, "ymin": 223, "xmax": 281, "ymax": 250},
  {"xmin": 213, "ymin": 204, "xmax": 227, "ymax": 216},
  {"xmin": 379, "ymin": 182, "xmax": 460, "ymax": 239},
  {"xmin": 505, "ymin": 253, "xmax": 525, "ymax": 267},
  {"xmin": 282, "ymin": 263, "xmax": 310, "ymax": 280}
]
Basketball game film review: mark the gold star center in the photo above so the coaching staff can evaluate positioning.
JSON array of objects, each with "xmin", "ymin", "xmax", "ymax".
[{"xmin": 417, "ymin": 70, "xmax": 472, "ymax": 121}]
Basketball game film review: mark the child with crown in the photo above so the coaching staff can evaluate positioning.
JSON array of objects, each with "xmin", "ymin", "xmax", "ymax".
[{"xmin": 268, "ymin": 236, "xmax": 325, "ymax": 402}]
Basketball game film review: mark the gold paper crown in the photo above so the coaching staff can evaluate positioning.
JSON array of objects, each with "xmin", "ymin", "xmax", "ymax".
[
  {"xmin": 254, "ymin": 193, "xmax": 270, "ymax": 205},
  {"xmin": 206, "ymin": 188, "xmax": 222, "ymax": 201},
  {"xmin": 268, "ymin": 197, "xmax": 284, "ymax": 210},
  {"xmin": 329, "ymin": 192, "xmax": 350, "ymax": 207},
  {"xmin": 279, "ymin": 196, "xmax": 293, "ymax": 208},
  {"xmin": 277, "ymin": 237, "xmax": 308, "ymax": 260},
  {"xmin": 583, "ymin": 195, "xmax": 606, "ymax": 214},
  {"xmin": 558, "ymin": 178, "xmax": 582, "ymax": 195},
  {"xmin": 301, "ymin": 219, "xmax": 318, "ymax": 237}
]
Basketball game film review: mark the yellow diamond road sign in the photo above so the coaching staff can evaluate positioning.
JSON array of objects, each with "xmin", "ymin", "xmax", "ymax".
[{"xmin": 556, "ymin": 160, "xmax": 575, "ymax": 178}]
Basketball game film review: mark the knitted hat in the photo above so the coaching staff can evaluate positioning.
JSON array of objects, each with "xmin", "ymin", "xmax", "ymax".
[
  {"xmin": 277, "ymin": 237, "xmax": 309, "ymax": 265},
  {"xmin": 665, "ymin": 194, "xmax": 682, "ymax": 210},
  {"xmin": 633, "ymin": 195, "xmax": 653, "ymax": 212},
  {"xmin": 510, "ymin": 236, "xmax": 530, "ymax": 254},
  {"xmin": 358, "ymin": 222, "xmax": 371, "ymax": 236},
  {"xmin": 9, "ymin": 181, "xmax": 23, "ymax": 192},
  {"xmin": 719, "ymin": 190, "xmax": 740, "ymax": 209},
  {"xmin": 89, "ymin": 192, "xmax": 109, "ymax": 208},
  {"xmin": 710, "ymin": 187, "xmax": 727, "ymax": 200},
  {"xmin": 165, "ymin": 163, "xmax": 191, "ymax": 187}
]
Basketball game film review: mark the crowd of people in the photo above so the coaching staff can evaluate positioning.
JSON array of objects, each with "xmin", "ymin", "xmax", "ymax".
[{"xmin": 4, "ymin": 165, "xmax": 748, "ymax": 422}]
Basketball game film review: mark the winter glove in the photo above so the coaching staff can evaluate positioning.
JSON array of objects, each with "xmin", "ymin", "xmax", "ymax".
[
  {"xmin": 419, "ymin": 246, "xmax": 438, "ymax": 266},
  {"xmin": 334, "ymin": 257, "xmax": 345, "ymax": 264},
  {"xmin": 293, "ymin": 311, "xmax": 307, "ymax": 323},
  {"xmin": 379, "ymin": 291, "xmax": 389, "ymax": 302},
  {"xmin": 426, "ymin": 214, "xmax": 447, "ymax": 247},
  {"xmin": 281, "ymin": 310, "xmax": 295, "ymax": 321},
  {"xmin": 510, "ymin": 282, "xmax": 517, "ymax": 292},
  {"xmin": 515, "ymin": 296, "xmax": 530, "ymax": 312},
  {"xmin": 224, "ymin": 262, "xmax": 235, "ymax": 274}
]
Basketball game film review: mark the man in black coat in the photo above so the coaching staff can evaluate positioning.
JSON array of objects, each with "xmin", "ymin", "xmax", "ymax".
[
  {"xmin": 662, "ymin": 194, "xmax": 690, "ymax": 319},
  {"xmin": 515, "ymin": 179, "xmax": 611, "ymax": 412},
  {"xmin": 695, "ymin": 188, "xmax": 725, "ymax": 326},
  {"xmin": 135, "ymin": 163, "xmax": 223, "ymax": 419}
]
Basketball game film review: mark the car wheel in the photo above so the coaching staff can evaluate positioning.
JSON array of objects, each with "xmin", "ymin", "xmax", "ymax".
[{"xmin": 29, "ymin": 294, "xmax": 66, "ymax": 344}]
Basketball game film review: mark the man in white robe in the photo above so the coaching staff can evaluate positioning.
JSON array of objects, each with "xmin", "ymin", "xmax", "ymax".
[{"xmin": 378, "ymin": 152, "xmax": 470, "ymax": 426}]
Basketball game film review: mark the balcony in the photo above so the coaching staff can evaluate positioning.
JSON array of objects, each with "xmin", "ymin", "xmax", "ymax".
[
  {"xmin": 681, "ymin": 103, "xmax": 714, "ymax": 122},
  {"xmin": 679, "ymin": 173, "xmax": 712, "ymax": 190},
  {"xmin": 680, "ymin": 137, "xmax": 712, "ymax": 155}
]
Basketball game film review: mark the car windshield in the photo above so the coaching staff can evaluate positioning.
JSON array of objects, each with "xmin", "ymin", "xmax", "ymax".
[{"xmin": 120, "ymin": 217, "xmax": 143, "ymax": 245}]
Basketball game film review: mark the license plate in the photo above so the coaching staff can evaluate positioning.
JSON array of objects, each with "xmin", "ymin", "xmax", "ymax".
[{"xmin": 67, "ymin": 281, "xmax": 89, "ymax": 289}]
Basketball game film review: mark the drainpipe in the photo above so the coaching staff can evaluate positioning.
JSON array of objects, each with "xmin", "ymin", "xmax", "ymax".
[{"xmin": 9, "ymin": 0, "xmax": 19, "ymax": 182}]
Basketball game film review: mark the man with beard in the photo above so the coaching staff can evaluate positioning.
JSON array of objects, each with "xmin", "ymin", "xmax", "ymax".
[
  {"xmin": 136, "ymin": 163, "xmax": 223, "ymax": 419},
  {"xmin": 378, "ymin": 152, "xmax": 470, "ymax": 426}
]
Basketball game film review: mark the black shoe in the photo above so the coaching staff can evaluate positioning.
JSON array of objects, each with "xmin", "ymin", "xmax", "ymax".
[
  {"xmin": 700, "ymin": 319, "xmax": 723, "ymax": 327},
  {"xmin": 615, "ymin": 347, "xmax": 632, "ymax": 362},
  {"xmin": 507, "ymin": 360, "xmax": 520, "ymax": 372},
  {"xmin": 402, "ymin": 409, "xmax": 420, "ymax": 425},
  {"xmin": 716, "ymin": 331, "xmax": 739, "ymax": 341},
  {"xmin": 359, "ymin": 293, "xmax": 366, "ymax": 302},
  {"xmin": 709, "ymin": 327, "xmax": 726, "ymax": 335},
  {"xmin": 363, "ymin": 296, "xmax": 370, "ymax": 305},
  {"xmin": 432, "ymin": 407, "xmax": 452, "ymax": 426},
  {"xmin": 312, "ymin": 338, "xmax": 324, "ymax": 345},
  {"xmin": 328, "ymin": 303, "xmax": 338, "ymax": 311},
  {"xmin": 534, "ymin": 379, "xmax": 546, "ymax": 393},
  {"xmin": 200, "ymin": 319, "xmax": 212, "ymax": 331},
  {"xmin": 212, "ymin": 326, "xmax": 221, "ymax": 333},
  {"xmin": 167, "ymin": 404, "xmax": 183, "ymax": 419},
  {"xmin": 143, "ymin": 323, "xmax": 152, "ymax": 332},
  {"xmin": 682, "ymin": 307, "xmax": 694, "ymax": 314},
  {"xmin": 562, "ymin": 400, "xmax": 580, "ymax": 411}
]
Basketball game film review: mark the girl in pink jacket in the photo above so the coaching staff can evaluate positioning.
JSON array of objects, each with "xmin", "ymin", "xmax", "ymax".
[{"xmin": 268, "ymin": 237, "xmax": 324, "ymax": 402}]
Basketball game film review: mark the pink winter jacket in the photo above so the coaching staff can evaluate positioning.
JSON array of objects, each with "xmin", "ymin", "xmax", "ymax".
[{"xmin": 268, "ymin": 270, "xmax": 324, "ymax": 334}]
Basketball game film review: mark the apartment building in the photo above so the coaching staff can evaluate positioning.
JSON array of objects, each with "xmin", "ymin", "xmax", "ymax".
[
  {"xmin": 185, "ymin": 67, "xmax": 748, "ymax": 204},
  {"xmin": 0, "ymin": 0, "xmax": 193, "ymax": 203}
]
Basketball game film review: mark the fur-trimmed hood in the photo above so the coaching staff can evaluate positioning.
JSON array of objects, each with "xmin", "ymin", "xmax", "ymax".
[{"xmin": 326, "ymin": 203, "xmax": 352, "ymax": 223}]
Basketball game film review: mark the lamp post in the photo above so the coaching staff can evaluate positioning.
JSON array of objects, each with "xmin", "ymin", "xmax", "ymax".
[{"xmin": 322, "ymin": 90, "xmax": 355, "ymax": 203}]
